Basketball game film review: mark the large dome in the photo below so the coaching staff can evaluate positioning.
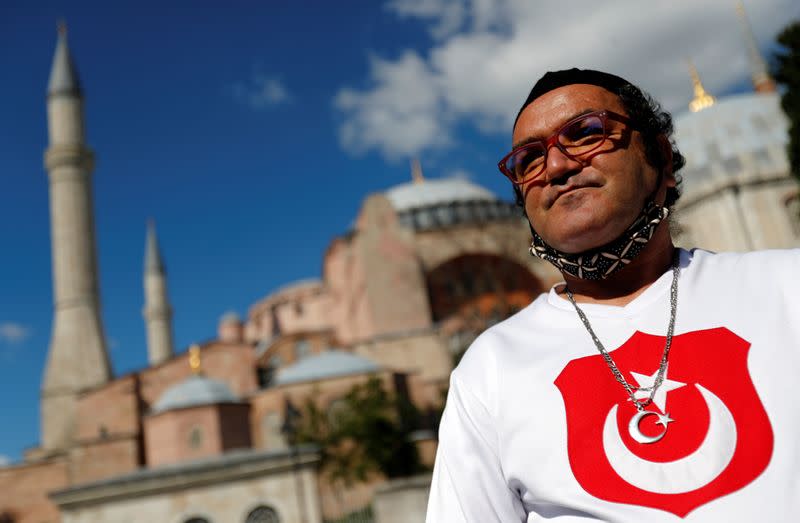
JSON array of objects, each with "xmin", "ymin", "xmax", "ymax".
[
  {"xmin": 152, "ymin": 375, "xmax": 240, "ymax": 414},
  {"xmin": 385, "ymin": 177, "xmax": 496, "ymax": 211},
  {"xmin": 674, "ymin": 92, "xmax": 789, "ymax": 199},
  {"xmin": 384, "ymin": 177, "xmax": 518, "ymax": 231}
]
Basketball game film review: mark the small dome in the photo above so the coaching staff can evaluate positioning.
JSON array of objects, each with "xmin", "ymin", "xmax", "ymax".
[
  {"xmin": 674, "ymin": 92, "xmax": 789, "ymax": 197},
  {"xmin": 274, "ymin": 350, "xmax": 379, "ymax": 386},
  {"xmin": 219, "ymin": 311, "xmax": 241, "ymax": 324},
  {"xmin": 152, "ymin": 375, "xmax": 239, "ymax": 414}
]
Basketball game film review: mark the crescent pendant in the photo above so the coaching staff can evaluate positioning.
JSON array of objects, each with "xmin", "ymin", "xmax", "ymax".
[
  {"xmin": 628, "ymin": 411, "xmax": 666, "ymax": 444},
  {"xmin": 602, "ymin": 384, "xmax": 737, "ymax": 494}
]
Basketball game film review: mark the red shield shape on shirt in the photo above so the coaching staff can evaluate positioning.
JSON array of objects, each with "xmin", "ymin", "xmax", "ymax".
[{"xmin": 554, "ymin": 327, "xmax": 772, "ymax": 517}]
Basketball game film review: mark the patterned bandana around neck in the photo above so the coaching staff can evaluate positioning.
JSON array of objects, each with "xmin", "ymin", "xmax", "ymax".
[{"xmin": 529, "ymin": 200, "xmax": 670, "ymax": 280}]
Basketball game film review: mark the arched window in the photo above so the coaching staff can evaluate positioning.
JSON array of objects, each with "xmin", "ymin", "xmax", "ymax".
[
  {"xmin": 245, "ymin": 505, "xmax": 280, "ymax": 523},
  {"xmin": 187, "ymin": 425, "xmax": 204, "ymax": 450}
]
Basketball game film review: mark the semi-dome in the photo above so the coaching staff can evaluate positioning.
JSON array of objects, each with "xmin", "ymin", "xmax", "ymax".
[
  {"xmin": 674, "ymin": 92, "xmax": 789, "ymax": 199},
  {"xmin": 384, "ymin": 177, "xmax": 518, "ymax": 231},
  {"xmin": 151, "ymin": 375, "xmax": 240, "ymax": 414},
  {"xmin": 274, "ymin": 350, "xmax": 379, "ymax": 386}
]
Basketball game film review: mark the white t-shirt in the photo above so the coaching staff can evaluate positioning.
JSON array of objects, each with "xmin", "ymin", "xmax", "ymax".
[{"xmin": 427, "ymin": 248, "xmax": 800, "ymax": 522}]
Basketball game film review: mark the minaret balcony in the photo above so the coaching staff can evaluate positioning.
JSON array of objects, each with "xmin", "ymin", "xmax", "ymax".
[{"xmin": 44, "ymin": 144, "xmax": 94, "ymax": 172}]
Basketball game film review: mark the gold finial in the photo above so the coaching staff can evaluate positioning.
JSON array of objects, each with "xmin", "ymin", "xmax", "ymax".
[
  {"xmin": 688, "ymin": 61, "xmax": 715, "ymax": 113},
  {"xmin": 188, "ymin": 344, "xmax": 202, "ymax": 374},
  {"xmin": 411, "ymin": 157, "xmax": 425, "ymax": 184},
  {"xmin": 57, "ymin": 19, "xmax": 67, "ymax": 37}
]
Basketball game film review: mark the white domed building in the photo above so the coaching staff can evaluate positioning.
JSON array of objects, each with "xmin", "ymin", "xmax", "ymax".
[
  {"xmin": 674, "ymin": 89, "xmax": 798, "ymax": 251},
  {"xmin": 672, "ymin": 23, "xmax": 799, "ymax": 253}
]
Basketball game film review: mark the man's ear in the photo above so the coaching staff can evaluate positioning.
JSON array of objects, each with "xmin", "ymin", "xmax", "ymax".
[{"xmin": 657, "ymin": 134, "xmax": 676, "ymax": 188}]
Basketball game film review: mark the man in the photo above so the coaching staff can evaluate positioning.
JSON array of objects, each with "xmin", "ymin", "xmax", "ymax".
[{"xmin": 426, "ymin": 69, "xmax": 798, "ymax": 521}]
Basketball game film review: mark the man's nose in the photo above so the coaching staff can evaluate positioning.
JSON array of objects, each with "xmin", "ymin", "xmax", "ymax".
[{"xmin": 544, "ymin": 145, "xmax": 583, "ymax": 183}]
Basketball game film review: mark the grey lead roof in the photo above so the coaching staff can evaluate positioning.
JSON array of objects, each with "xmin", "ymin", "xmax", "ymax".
[
  {"xmin": 384, "ymin": 177, "xmax": 497, "ymax": 212},
  {"xmin": 48, "ymin": 27, "xmax": 82, "ymax": 96},
  {"xmin": 151, "ymin": 374, "xmax": 240, "ymax": 414},
  {"xmin": 274, "ymin": 350, "xmax": 380, "ymax": 386}
]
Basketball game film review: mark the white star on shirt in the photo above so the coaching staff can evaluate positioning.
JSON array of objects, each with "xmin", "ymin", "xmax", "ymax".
[
  {"xmin": 629, "ymin": 364, "xmax": 686, "ymax": 413},
  {"xmin": 655, "ymin": 413, "xmax": 675, "ymax": 427}
]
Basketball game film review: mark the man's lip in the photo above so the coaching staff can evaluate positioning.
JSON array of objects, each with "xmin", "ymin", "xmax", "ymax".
[{"xmin": 551, "ymin": 184, "xmax": 596, "ymax": 203}]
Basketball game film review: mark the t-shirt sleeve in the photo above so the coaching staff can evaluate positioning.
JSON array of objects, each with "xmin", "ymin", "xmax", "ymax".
[{"xmin": 426, "ymin": 373, "xmax": 527, "ymax": 523}]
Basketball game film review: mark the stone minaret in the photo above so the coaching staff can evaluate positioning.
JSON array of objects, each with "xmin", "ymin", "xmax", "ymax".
[
  {"xmin": 143, "ymin": 220, "xmax": 175, "ymax": 365},
  {"xmin": 42, "ymin": 24, "xmax": 112, "ymax": 451},
  {"xmin": 735, "ymin": 1, "xmax": 777, "ymax": 93}
]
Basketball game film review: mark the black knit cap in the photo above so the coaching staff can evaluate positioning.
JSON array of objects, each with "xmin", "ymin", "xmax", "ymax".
[{"xmin": 514, "ymin": 68, "xmax": 633, "ymax": 127}]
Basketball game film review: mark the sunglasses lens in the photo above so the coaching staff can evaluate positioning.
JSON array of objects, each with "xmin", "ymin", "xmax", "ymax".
[
  {"xmin": 559, "ymin": 115, "xmax": 605, "ymax": 156},
  {"xmin": 505, "ymin": 143, "xmax": 546, "ymax": 183}
]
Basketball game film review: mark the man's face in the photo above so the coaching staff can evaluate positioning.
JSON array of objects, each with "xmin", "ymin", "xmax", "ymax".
[{"xmin": 513, "ymin": 84, "xmax": 673, "ymax": 253}]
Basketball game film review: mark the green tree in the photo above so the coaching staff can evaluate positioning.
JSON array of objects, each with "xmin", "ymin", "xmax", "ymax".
[
  {"xmin": 293, "ymin": 377, "xmax": 423, "ymax": 487},
  {"xmin": 774, "ymin": 21, "xmax": 800, "ymax": 178}
]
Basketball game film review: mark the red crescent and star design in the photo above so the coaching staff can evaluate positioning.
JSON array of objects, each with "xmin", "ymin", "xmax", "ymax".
[{"xmin": 554, "ymin": 327, "xmax": 773, "ymax": 517}]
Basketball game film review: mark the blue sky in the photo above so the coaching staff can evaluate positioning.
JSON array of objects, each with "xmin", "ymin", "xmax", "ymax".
[{"xmin": 0, "ymin": 0, "xmax": 797, "ymax": 462}]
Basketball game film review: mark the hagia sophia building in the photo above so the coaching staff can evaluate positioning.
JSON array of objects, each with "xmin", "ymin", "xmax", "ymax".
[{"xmin": 0, "ymin": 10, "xmax": 798, "ymax": 523}]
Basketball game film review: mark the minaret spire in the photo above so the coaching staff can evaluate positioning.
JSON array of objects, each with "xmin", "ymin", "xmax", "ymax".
[
  {"xmin": 145, "ymin": 219, "xmax": 165, "ymax": 274},
  {"xmin": 143, "ymin": 220, "xmax": 175, "ymax": 366},
  {"xmin": 735, "ymin": 1, "xmax": 777, "ymax": 93},
  {"xmin": 688, "ymin": 61, "xmax": 716, "ymax": 113},
  {"xmin": 48, "ymin": 20, "xmax": 82, "ymax": 97},
  {"xmin": 42, "ymin": 23, "xmax": 111, "ymax": 452},
  {"xmin": 411, "ymin": 157, "xmax": 425, "ymax": 184}
]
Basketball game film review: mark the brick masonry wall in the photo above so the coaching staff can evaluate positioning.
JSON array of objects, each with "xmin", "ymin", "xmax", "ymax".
[{"xmin": 0, "ymin": 459, "xmax": 68, "ymax": 523}]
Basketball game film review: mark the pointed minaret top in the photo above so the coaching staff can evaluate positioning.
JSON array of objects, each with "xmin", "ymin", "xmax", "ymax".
[
  {"xmin": 411, "ymin": 157, "xmax": 425, "ymax": 184},
  {"xmin": 145, "ymin": 219, "xmax": 166, "ymax": 274},
  {"xmin": 688, "ymin": 61, "xmax": 716, "ymax": 113},
  {"xmin": 735, "ymin": 1, "xmax": 777, "ymax": 93},
  {"xmin": 48, "ymin": 20, "xmax": 82, "ymax": 97}
]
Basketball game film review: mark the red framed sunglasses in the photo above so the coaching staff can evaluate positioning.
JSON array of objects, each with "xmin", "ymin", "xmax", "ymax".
[{"xmin": 498, "ymin": 110, "xmax": 633, "ymax": 186}]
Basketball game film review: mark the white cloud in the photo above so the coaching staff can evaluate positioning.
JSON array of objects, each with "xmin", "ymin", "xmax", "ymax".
[
  {"xmin": 335, "ymin": 51, "xmax": 450, "ymax": 159},
  {"xmin": 337, "ymin": 0, "xmax": 799, "ymax": 159},
  {"xmin": 0, "ymin": 322, "xmax": 30, "ymax": 344},
  {"xmin": 386, "ymin": 0, "xmax": 468, "ymax": 39},
  {"xmin": 232, "ymin": 70, "xmax": 290, "ymax": 110},
  {"xmin": 0, "ymin": 455, "xmax": 9, "ymax": 467}
]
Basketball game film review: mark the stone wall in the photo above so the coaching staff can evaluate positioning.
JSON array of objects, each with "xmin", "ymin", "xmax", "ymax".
[
  {"xmin": 373, "ymin": 474, "xmax": 432, "ymax": 523},
  {"xmin": 68, "ymin": 437, "xmax": 140, "ymax": 485},
  {"xmin": 144, "ymin": 403, "xmax": 251, "ymax": 467},
  {"xmin": 0, "ymin": 459, "xmax": 68, "ymax": 523},
  {"xmin": 675, "ymin": 172, "xmax": 800, "ymax": 253},
  {"xmin": 53, "ymin": 449, "xmax": 321, "ymax": 523},
  {"xmin": 75, "ymin": 375, "xmax": 140, "ymax": 442}
]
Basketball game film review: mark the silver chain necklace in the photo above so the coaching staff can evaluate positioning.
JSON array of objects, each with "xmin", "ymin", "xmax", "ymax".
[{"xmin": 564, "ymin": 251, "xmax": 680, "ymax": 413}]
